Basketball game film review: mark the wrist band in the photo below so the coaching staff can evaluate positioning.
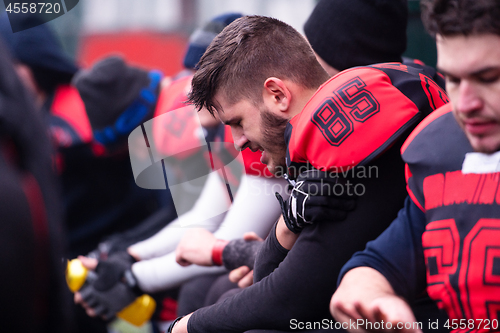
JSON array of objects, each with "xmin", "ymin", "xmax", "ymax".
[
  {"xmin": 211, "ymin": 239, "xmax": 229, "ymax": 266},
  {"xmin": 167, "ymin": 316, "xmax": 184, "ymax": 333}
]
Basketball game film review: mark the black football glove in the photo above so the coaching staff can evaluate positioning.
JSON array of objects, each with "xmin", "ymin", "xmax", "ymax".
[
  {"xmin": 79, "ymin": 252, "xmax": 141, "ymax": 320},
  {"xmin": 276, "ymin": 169, "xmax": 357, "ymax": 233}
]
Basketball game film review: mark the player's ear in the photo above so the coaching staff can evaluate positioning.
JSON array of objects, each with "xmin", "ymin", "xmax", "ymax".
[{"xmin": 262, "ymin": 77, "xmax": 291, "ymax": 113}]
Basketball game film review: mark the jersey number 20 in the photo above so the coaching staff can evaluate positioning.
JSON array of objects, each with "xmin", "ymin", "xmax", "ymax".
[{"xmin": 423, "ymin": 218, "xmax": 500, "ymax": 330}]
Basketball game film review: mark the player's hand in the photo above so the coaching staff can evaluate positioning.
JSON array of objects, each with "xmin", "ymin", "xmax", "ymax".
[
  {"xmin": 225, "ymin": 232, "xmax": 263, "ymax": 287},
  {"xmin": 74, "ymin": 252, "xmax": 140, "ymax": 320},
  {"xmin": 175, "ymin": 228, "xmax": 217, "ymax": 267},
  {"xmin": 221, "ymin": 234, "xmax": 263, "ymax": 270},
  {"xmin": 333, "ymin": 296, "xmax": 420, "ymax": 333},
  {"xmin": 74, "ymin": 256, "xmax": 98, "ymax": 317},
  {"xmin": 229, "ymin": 265, "xmax": 254, "ymax": 288},
  {"xmin": 276, "ymin": 169, "xmax": 356, "ymax": 233},
  {"xmin": 242, "ymin": 231, "xmax": 263, "ymax": 242},
  {"xmin": 331, "ymin": 267, "xmax": 422, "ymax": 333}
]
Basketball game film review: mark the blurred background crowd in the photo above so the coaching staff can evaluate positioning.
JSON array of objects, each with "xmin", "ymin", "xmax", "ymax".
[{"xmin": 1, "ymin": 0, "xmax": 436, "ymax": 79}]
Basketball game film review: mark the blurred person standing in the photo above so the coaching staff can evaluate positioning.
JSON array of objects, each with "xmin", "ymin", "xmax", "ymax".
[
  {"xmin": 0, "ymin": 12, "xmax": 166, "ymax": 259},
  {"xmin": 0, "ymin": 37, "xmax": 70, "ymax": 333}
]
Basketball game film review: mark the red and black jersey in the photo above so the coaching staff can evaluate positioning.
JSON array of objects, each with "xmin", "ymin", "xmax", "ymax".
[
  {"xmin": 48, "ymin": 84, "xmax": 93, "ymax": 148},
  {"xmin": 402, "ymin": 103, "xmax": 500, "ymax": 331},
  {"xmin": 152, "ymin": 75, "xmax": 204, "ymax": 160},
  {"xmin": 136, "ymin": 75, "xmax": 212, "ymax": 192},
  {"xmin": 46, "ymin": 84, "xmax": 96, "ymax": 172},
  {"xmin": 285, "ymin": 62, "xmax": 449, "ymax": 179},
  {"xmin": 403, "ymin": 57, "xmax": 446, "ymax": 88}
]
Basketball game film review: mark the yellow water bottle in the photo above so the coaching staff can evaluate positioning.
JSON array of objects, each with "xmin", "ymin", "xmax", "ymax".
[{"xmin": 66, "ymin": 258, "xmax": 156, "ymax": 327}]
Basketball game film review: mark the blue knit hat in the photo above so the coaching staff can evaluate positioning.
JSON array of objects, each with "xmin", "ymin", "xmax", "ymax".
[
  {"xmin": 0, "ymin": 13, "xmax": 78, "ymax": 92},
  {"xmin": 183, "ymin": 13, "xmax": 243, "ymax": 70}
]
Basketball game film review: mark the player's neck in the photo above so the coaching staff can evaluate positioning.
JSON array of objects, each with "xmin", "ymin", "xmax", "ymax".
[{"xmin": 288, "ymin": 87, "xmax": 317, "ymax": 119}]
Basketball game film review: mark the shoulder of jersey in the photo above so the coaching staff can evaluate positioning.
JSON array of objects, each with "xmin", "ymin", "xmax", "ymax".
[
  {"xmin": 154, "ymin": 74, "xmax": 193, "ymax": 118},
  {"xmin": 401, "ymin": 103, "xmax": 477, "ymax": 213},
  {"xmin": 402, "ymin": 103, "xmax": 472, "ymax": 175},
  {"xmin": 151, "ymin": 74, "xmax": 207, "ymax": 159},
  {"xmin": 287, "ymin": 63, "xmax": 449, "ymax": 172},
  {"xmin": 50, "ymin": 84, "xmax": 93, "ymax": 147}
]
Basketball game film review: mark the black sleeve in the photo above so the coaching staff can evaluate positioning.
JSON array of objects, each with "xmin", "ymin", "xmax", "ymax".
[
  {"xmin": 253, "ymin": 222, "xmax": 289, "ymax": 282},
  {"xmin": 338, "ymin": 197, "xmax": 428, "ymax": 303},
  {"xmin": 187, "ymin": 142, "xmax": 409, "ymax": 333}
]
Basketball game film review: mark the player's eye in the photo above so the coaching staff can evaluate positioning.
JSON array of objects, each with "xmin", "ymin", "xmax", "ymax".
[
  {"xmin": 478, "ymin": 73, "xmax": 500, "ymax": 84},
  {"xmin": 445, "ymin": 75, "xmax": 460, "ymax": 85}
]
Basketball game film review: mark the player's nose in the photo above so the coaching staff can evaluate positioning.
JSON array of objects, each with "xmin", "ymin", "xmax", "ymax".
[
  {"xmin": 456, "ymin": 80, "xmax": 483, "ymax": 116},
  {"xmin": 232, "ymin": 129, "xmax": 249, "ymax": 151}
]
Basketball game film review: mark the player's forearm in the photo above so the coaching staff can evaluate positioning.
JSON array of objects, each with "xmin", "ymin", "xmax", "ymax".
[
  {"xmin": 131, "ymin": 171, "xmax": 230, "ymax": 260},
  {"xmin": 128, "ymin": 211, "xmax": 223, "ymax": 260},
  {"xmin": 253, "ymin": 221, "xmax": 289, "ymax": 282},
  {"xmin": 187, "ymin": 222, "xmax": 343, "ymax": 333},
  {"xmin": 131, "ymin": 252, "xmax": 226, "ymax": 293},
  {"xmin": 275, "ymin": 215, "xmax": 299, "ymax": 249},
  {"xmin": 212, "ymin": 174, "xmax": 285, "ymax": 240},
  {"xmin": 171, "ymin": 313, "xmax": 191, "ymax": 333}
]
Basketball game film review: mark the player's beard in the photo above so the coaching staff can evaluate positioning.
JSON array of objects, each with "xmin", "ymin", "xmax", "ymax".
[{"xmin": 260, "ymin": 108, "xmax": 288, "ymax": 176}]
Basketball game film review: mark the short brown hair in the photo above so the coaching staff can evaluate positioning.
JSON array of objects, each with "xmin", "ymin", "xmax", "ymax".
[
  {"xmin": 421, "ymin": 0, "xmax": 500, "ymax": 37},
  {"xmin": 188, "ymin": 15, "xmax": 329, "ymax": 115}
]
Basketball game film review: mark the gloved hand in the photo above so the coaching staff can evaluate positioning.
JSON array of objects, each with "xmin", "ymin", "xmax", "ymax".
[
  {"xmin": 276, "ymin": 169, "xmax": 357, "ymax": 233},
  {"xmin": 79, "ymin": 252, "xmax": 141, "ymax": 319},
  {"xmin": 222, "ymin": 238, "xmax": 263, "ymax": 270}
]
